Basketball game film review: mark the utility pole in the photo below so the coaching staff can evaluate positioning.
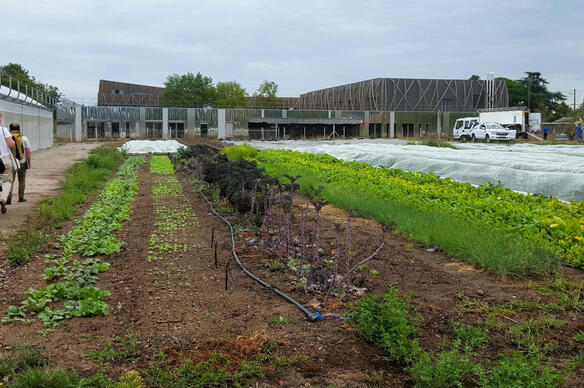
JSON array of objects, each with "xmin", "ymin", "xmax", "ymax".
[
  {"xmin": 573, "ymin": 88, "xmax": 577, "ymax": 122},
  {"xmin": 527, "ymin": 78, "xmax": 532, "ymax": 111}
]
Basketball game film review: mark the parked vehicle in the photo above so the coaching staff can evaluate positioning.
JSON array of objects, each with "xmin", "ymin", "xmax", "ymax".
[
  {"xmin": 453, "ymin": 117, "xmax": 479, "ymax": 142},
  {"xmin": 470, "ymin": 122, "xmax": 516, "ymax": 142}
]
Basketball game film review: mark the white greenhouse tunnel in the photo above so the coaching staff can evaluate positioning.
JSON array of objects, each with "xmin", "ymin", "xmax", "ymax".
[{"xmin": 234, "ymin": 139, "xmax": 584, "ymax": 203}]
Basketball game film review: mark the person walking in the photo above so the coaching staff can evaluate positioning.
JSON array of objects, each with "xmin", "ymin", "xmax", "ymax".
[
  {"xmin": 7, "ymin": 122, "xmax": 31, "ymax": 204},
  {"xmin": 576, "ymin": 123, "xmax": 583, "ymax": 143},
  {"xmin": 543, "ymin": 126, "xmax": 549, "ymax": 141},
  {"xmin": 0, "ymin": 113, "xmax": 16, "ymax": 214}
]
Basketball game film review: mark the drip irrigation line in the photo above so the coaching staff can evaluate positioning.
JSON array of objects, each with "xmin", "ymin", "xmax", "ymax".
[{"xmin": 193, "ymin": 178, "xmax": 321, "ymax": 322}]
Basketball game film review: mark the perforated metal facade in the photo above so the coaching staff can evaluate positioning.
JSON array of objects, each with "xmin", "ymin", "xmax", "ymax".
[{"xmin": 297, "ymin": 78, "xmax": 508, "ymax": 112}]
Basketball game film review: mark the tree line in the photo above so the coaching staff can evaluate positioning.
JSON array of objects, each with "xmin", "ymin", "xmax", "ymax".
[{"xmin": 160, "ymin": 73, "xmax": 281, "ymax": 109}]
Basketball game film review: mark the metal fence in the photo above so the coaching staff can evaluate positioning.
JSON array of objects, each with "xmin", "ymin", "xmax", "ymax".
[{"xmin": 0, "ymin": 72, "xmax": 58, "ymax": 110}]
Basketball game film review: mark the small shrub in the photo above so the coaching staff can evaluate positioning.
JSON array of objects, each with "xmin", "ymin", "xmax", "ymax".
[
  {"xmin": 347, "ymin": 286, "xmax": 421, "ymax": 364},
  {"xmin": 482, "ymin": 352, "xmax": 563, "ymax": 387},
  {"xmin": 408, "ymin": 349, "xmax": 483, "ymax": 387},
  {"xmin": 573, "ymin": 330, "xmax": 584, "ymax": 344}
]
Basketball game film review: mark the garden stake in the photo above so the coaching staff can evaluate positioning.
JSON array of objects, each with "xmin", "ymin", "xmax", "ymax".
[
  {"xmin": 210, "ymin": 227, "xmax": 215, "ymax": 248},
  {"xmin": 214, "ymin": 242, "xmax": 218, "ymax": 268},
  {"xmin": 225, "ymin": 258, "xmax": 232, "ymax": 290}
]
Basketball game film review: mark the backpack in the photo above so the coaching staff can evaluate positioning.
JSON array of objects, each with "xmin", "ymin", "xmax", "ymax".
[{"xmin": 9, "ymin": 129, "xmax": 24, "ymax": 160}]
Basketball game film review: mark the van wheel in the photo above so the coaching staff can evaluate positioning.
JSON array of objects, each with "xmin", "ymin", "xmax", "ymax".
[
  {"xmin": 460, "ymin": 135, "xmax": 468, "ymax": 143},
  {"xmin": 485, "ymin": 135, "xmax": 491, "ymax": 143}
]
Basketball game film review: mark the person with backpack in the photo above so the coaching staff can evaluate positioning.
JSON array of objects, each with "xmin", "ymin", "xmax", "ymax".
[
  {"xmin": 0, "ymin": 113, "xmax": 16, "ymax": 214},
  {"xmin": 7, "ymin": 122, "xmax": 31, "ymax": 204}
]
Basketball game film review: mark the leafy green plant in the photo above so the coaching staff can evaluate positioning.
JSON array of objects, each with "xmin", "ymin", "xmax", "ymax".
[
  {"xmin": 573, "ymin": 331, "xmax": 584, "ymax": 344},
  {"xmin": 271, "ymin": 315, "xmax": 291, "ymax": 324},
  {"xmin": 408, "ymin": 349, "xmax": 484, "ymax": 387},
  {"xmin": 482, "ymin": 352, "xmax": 563, "ymax": 387},
  {"xmin": 347, "ymin": 286, "xmax": 421, "ymax": 364},
  {"xmin": 453, "ymin": 322, "xmax": 488, "ymax": 351},
  {"xmin": 221, "ymin": 143, "xmax": 258, "ymax": 160},
  {"xmin": 3, "ymin": 156, "xmax": 145, "ymax": 328},
  {"xmin": 150, "ymin": 155, "xmax": 175, "ymax": 174}
]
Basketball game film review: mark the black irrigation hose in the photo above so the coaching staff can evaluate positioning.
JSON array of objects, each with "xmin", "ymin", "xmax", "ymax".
[{"xmin": 195, "ymin": 180, "xmax": 321, "ymax": 322}]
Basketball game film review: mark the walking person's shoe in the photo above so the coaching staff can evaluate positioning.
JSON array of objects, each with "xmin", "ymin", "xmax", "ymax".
[
  {"xmin": 0, "ymin": 200, "xmax": 6, "ymax": 214},
  {"xmin": 5, "ymin": 196, "xmax": 11, "ymax": 205},
  {"xmin": 18, "ymin": 198, "xmax": 26, "ymax": 202}
]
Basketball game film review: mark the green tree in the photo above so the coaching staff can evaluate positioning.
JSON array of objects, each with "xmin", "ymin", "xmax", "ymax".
[
  {"xmin": 496, "ymin": 77, "xmax": 528, "ymax": 107},
  {"xmin": 0, "ymin": 63, "xmax": 61, "ymax": 102},
  {"xmin": 160, "ymin": 72, "xmax": 217, "ymax": 107},
  {"xmin": 252, "ymin": 80, "xmax": 281, "ymax": 108},
  {"xmin": 519, "ymin": 72, "xmax": 565, "ymax": 113},
  {"xmin": 496, "ymin": 73, "xmax": 566, "ymax": 120},
  {"xmin": 215, "ymin": 81, "xmax": 249, "ymax": 108}
]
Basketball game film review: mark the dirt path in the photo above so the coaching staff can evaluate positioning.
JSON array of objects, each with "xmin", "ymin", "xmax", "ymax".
[{"xmin": 0, "ymin": 142, "xmax": 100, "ymax": 238}]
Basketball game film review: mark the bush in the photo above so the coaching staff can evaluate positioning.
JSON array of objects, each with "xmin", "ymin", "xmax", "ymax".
[{"xmin": 347, "ymin": 286, "xmax": 421, "ymax": 364}]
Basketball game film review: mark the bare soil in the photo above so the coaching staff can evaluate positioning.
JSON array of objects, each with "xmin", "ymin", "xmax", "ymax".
[{"xmin": 0, "ymin": 152, "xmax": 582, "ymax": 387}]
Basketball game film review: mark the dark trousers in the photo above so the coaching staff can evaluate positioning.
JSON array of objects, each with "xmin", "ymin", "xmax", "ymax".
[{"xmin": 8, "ymin": 162, "xmax": 27, "ymax": 201}]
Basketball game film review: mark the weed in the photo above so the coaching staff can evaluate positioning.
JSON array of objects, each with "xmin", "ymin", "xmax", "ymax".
[
  {"xmin": 482, "ymin": 352, "xmax": 563, "ymax": 387},
  {"xmin": 408, "ymin": 349, "xmax": 484, "ymax": 387},
  {"xmin": 0, "ymin": 344, "xmax": 47, "ymax": 378},
  {"xmin": 453, "ymin": 322, "xmax": 488, "ymax": 351},
  {"xmin": 573, "ymin": 331, "xmax": 584, "ymax": 344},
  {"xmin": 86, "ymin": 335, "xmax": 141, "ymax": 366},
  {"xmin": 363, "ymin": 370, "xmax": 384, "ymax": 385},
  {"xmin": 7, "ymin": 232, "xmax": 48, "ymax": 266},
  {"xmin": 271, "ymin": 315, "xmax": 291, "ymax": 324},
  {"xmin": 11, "ymin": 367, "xmax": 81, "ymax": 388},
  {"xmin": 347, "ymin": 286, "xmax": 421, "ymax": 364}
]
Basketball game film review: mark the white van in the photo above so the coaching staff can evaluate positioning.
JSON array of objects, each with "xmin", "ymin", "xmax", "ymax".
[{"xmin": 453, "ymin": 117, "xmax": 479, "ymax": 142}]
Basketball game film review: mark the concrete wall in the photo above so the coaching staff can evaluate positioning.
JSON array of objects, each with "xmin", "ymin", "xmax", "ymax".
[{"xmin": 0, "ymin": 99, "xmax": 54, "ymax": 151}]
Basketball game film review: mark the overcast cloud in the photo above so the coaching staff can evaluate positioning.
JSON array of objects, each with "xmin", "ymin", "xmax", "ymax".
[{"xmin": 1, "ymin": 0, "xmax": 582, "ymax": 104}]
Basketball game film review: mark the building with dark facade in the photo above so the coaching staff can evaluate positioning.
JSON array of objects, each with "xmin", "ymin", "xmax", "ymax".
[
  {"xmin": 297, "ymin": 78, "xmax": 508, "ymax": 112},
  {"xmin": 97, "ymin": 80, "xmax": 164, "ymax": 107}
]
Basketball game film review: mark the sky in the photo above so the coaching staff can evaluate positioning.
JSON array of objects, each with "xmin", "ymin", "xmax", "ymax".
[{"xmin": 1, "ymin": 0, "xmax": 583, "ymax": 105}]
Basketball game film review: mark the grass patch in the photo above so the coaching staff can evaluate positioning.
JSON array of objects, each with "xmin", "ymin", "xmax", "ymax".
[
  {"xmin": 0, "ymin": 344, "xmax": 47, "ymax": 378},
  {"xmin": 6, "ymin": 144, "xmax": 127, "ymax": 266},
  {"xmin": 7, "ymin": 231, "xmax": 48, "ymax": 266}
]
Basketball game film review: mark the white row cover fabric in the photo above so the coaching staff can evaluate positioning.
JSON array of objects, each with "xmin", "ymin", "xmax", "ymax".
[
  {"xmin": 235, "ymin": 139, "xmax": 584, "ymax": 203},
  {"xmin": 118, "ymin": 140, "xmax": 186, "ymax": 154}
]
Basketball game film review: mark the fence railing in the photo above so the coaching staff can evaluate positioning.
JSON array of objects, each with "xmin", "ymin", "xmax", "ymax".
[{"xmin": 0, "ymin": 72, "xmax": 58, "ymax": 110}]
